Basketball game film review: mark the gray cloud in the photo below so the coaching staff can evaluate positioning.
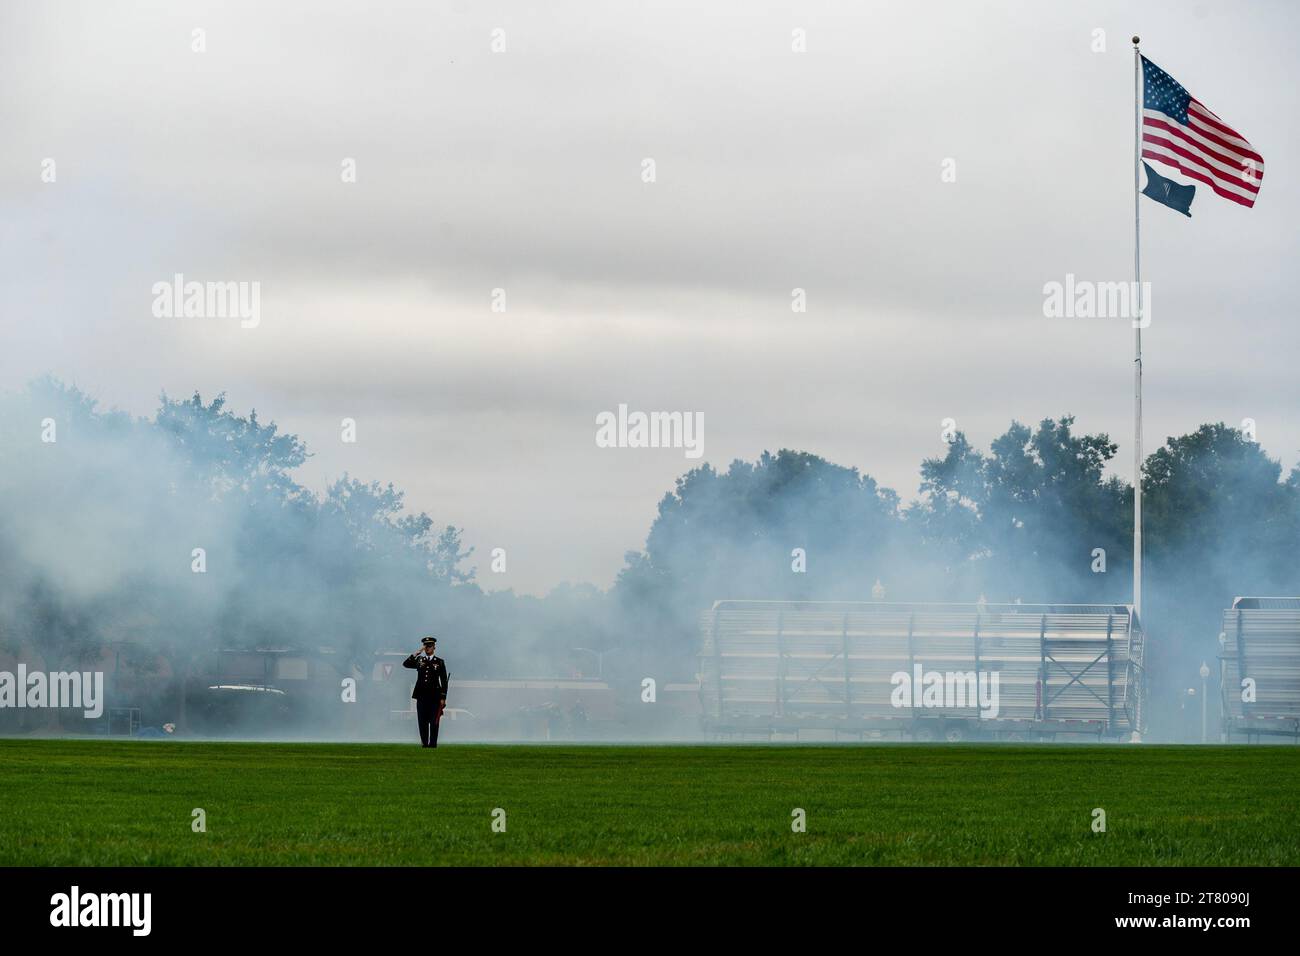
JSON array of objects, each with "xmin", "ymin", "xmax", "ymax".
[{"xmin": 3, "ymin": 0, "xmax": 1297, "ymax": 592}]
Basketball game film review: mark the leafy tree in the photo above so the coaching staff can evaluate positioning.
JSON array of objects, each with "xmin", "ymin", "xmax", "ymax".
[
  {"xmin": 1141, "ymin": 423, "xmax": 1300, "ymax": 723},
  {"xmin": 909, "ymin": 416, "xmax": 1128, "ymax": 602},
  {"xmin": 616, "ymin": 450, "xmax": 903, "ymax": 673}
]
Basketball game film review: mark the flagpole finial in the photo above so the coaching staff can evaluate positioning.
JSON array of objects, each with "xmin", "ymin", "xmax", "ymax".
[{"xmin": 1132, "ymin": 36, "xmax": 1140, "ymax": 45}]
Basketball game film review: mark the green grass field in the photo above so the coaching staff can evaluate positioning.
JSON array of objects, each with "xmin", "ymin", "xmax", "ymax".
[{"xmin": 2, "ymin": 740, "xmax": 1296, "ymax": 866}]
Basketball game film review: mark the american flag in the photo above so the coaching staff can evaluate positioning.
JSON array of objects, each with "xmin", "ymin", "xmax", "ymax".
[{"xmin": 1141, "ymin": 55, "xmax": 1263, "ymax": 208}]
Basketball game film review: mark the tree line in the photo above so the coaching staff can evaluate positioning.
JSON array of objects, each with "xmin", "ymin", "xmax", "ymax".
[{"xmin": 2, "ymin": 378, "xmax": 1296, "ymax": 736}]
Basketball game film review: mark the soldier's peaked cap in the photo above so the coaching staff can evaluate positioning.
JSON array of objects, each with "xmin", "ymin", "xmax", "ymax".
[{"xmin": 421, "ymin": 636, "xmax": 437, "ymax": 646}]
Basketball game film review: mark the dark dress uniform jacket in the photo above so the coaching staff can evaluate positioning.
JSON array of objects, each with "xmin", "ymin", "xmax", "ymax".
[{"xmin": 404, "ymin": 653, "xmax": 449, "ymax": 701}]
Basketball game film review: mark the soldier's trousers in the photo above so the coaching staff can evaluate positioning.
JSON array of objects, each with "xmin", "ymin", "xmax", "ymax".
[{"xmin": 416, "ymin": 697, "xmax": 441, "ymax": 748}]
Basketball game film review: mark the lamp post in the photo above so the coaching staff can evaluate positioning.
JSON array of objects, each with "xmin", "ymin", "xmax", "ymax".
[
  {"xmin": 1199, "ymin": 661, "xmax": 1211, "ymax": 743},
  {"xmin": 1218, "ymin": 632, "xmax": 1228, "ymax": 742}
]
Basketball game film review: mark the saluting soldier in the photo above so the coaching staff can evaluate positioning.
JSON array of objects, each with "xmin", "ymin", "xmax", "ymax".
[{"xmin": 403, "ymin": 636, "xmax": 450, "ymax": 748}]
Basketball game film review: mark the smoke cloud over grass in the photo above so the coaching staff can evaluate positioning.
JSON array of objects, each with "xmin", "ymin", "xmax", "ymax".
[{"xmin": 2, "ymin": 380, "xmax": 1296, "ymax": 742}]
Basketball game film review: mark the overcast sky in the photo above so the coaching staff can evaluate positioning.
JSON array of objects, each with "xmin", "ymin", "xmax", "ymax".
[{"xmin": 3, "ymin": 0, "xmax": 1297, "ymax": 595}]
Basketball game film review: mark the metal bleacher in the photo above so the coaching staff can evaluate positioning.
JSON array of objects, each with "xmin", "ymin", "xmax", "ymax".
[
  {"xmin": 699, "ymin": 600, "xmax": 1144, "ymax": 741},
  {"xmin": 1220, "ymin": 597, "xmax": 1300, "ymax": 741}
]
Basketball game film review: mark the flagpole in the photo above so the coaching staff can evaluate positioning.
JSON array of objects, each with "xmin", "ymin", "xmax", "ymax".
[{"xmin": 1132, "ymin": 36, "xmax": 1144, "ymax": 622}]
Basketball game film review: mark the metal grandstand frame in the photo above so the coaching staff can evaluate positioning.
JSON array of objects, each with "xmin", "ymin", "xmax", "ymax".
[
  {"xmin": 1220, "ymin": 597, "xmax": 1300, "ymax": 742},
  {"xmin": 699, "ymin": 600, "xmax": 1145, "ymax": 741}
]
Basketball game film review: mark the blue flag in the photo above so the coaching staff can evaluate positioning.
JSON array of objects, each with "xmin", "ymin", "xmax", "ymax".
[{"xmin": 1141, "ymin": 161, "xmax": 1195, "ymax": 217}]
